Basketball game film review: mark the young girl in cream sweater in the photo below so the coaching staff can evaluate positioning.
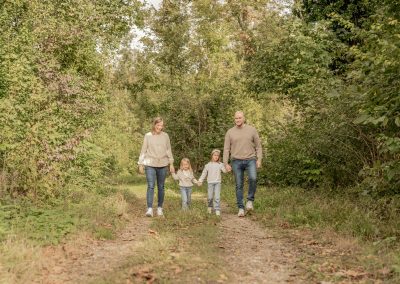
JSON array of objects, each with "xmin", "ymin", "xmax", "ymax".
[
  {"xmin": 198, "ymin": 149, "xmax": 227, "ymax": 216},
  {"xmin": 172, "ymin": 158, "xmax": 198, "ymax": 210}
]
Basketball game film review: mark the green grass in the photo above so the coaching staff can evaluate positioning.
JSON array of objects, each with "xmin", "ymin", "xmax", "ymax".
[{"xmin": 0, "ymin": 185, "xmax": 140, "ymax": 245}]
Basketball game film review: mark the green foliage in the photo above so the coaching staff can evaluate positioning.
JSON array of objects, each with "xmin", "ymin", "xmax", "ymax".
[
  {"xmin": 241, "ymin": 1, "xmax": 399, "ymax": 193},
  {"xmin": 348, "ymin": 6, "xmax": 400, "ymax": 193},
  {"xmin": 0, "ymin": 184, "xmax": 136, "ymax": 244},
  {"xmin": 128, "ymin": 0, "xmax": 243, "ymax": 171},
  {"xmin": 0, "ymin": 0, "xmax": 143, "ymax": 199}
]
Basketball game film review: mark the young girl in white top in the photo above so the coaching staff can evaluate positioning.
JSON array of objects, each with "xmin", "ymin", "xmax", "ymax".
[
  {"xmin": 172, "ymin": 158, "xmax": 198, "ymax": 210},
  {"xmin": 198, "ymin": 149, "xmax": 227, "ymax": 216}
]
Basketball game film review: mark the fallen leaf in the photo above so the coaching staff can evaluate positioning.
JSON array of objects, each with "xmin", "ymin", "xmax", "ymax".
[
  {"xmin": 378, "ymin": 267, "xmax": 392, "ymax": 276},
  {"xmin": 340, "ymin": 269, "xmax": 368, "ymax": 279},
  {"xmin": 148, "ymin": 229, "xmax": 158, "ymax": 235}
]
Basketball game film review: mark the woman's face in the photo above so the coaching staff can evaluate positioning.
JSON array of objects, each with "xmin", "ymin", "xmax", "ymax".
[
  {"xmin": 212, "ymin": 152, "xmax": 220, "ymax": 162},
  {"xmin": 154, "ymin": 121, "xmax": 164, "ymax": 134}
]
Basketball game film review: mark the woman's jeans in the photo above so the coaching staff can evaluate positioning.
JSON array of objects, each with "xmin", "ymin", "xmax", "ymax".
[
  {"xmin": 145, "ymin": 166, "xmax": 167, "ymax": 208},
  {"xmin": 207, "ymin": 182, "xmax": 221, "ymax": 210},
  {"xmin": 232, "ymin": 159, "xmax": 257, "ymax": 209},
  {"xmin": 180, "ymin": 186, "xmax": 192, "ymax": 209}
]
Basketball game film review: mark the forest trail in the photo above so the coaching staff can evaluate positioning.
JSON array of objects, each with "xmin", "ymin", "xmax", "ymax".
[
  {"xmin": 31, "ymin": 187, "xmax": 302, "ymax": 283},
  {"xmin": 218, "ymin": 209, "xmax": 302, "ymax": 283},
  {"xmin": 33, "ymin": 215, "xmax": 152, "ymax": 283}
]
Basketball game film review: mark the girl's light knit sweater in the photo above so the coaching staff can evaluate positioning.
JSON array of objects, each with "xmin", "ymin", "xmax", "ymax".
[
  {"xmin": 198, "ymin": 162, "xmax": 227, "ymax": 183},
  {"xmin": 172, "ymin": 170, "xmax": 198, "ymax": 187}
]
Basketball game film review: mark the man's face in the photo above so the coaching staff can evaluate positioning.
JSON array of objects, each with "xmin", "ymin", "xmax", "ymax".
[{"xmin": 234, "ymin": 112, "xmax": 245, "ymax": 127}]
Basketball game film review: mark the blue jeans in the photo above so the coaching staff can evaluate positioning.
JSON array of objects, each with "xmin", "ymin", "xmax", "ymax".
[
  {"xmin": 180, "ymin": 187, "xmax": 192, "ymax": 209},
  {"xmin": 145, "ymin": 166, "xmax": 167, "ymax": 208},
  {"xmin": 207, "ymin": 182, "xmax": 221, "ymax": 210},
  {"xmin": 232, "ymin": 159, "xmax": 257, "ymax": 209}
]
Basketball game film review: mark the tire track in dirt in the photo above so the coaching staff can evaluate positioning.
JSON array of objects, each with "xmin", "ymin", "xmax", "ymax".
[{"xmin": 218, "ymin": 209, "xmax": 303, "ymax": 283}]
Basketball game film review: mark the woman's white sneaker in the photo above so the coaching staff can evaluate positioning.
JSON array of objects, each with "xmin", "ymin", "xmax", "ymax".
[
  {"xmin": 238, "ymin": 208, "xmax": 245, "ymax": 217},
  {"xmin": 215, "ymin": 210, "xmax": 221, "ymax": 216},
  {"xmin": 145, "ymin": 208, "xmax": 153, "ymax": 217},
  {"xmin": 157, "ymin": 207, "xmax": 164, "ymax": 216}
]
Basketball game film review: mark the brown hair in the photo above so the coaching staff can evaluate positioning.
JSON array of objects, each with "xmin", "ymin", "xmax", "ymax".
[
  {"xmin": 151, "ymin": 117, "xmax": 164, "ymax": 134},
  {"xmin": 179, "ymin": 158, "xmax": 193, "ymax": 172}
]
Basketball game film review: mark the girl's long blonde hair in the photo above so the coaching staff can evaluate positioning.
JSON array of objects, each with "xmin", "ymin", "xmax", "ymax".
[{"xmin": 180, "ymin": 158, "xmax": 193, "ymax": 172}]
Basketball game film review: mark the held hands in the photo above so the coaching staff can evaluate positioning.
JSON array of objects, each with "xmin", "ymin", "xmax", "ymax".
[
  {"xmin": 196, "ymin": 181, "xmax": 202, "ymax": 187},
  {"xmin": 225, "ymin": 164, "xmax": 232, "ymax": 172},
  {"xmin": 138, "ymin": 165, "xmax": 144, "ymax": 175},
  {"xmin": 169, "ymin": 164, "xmax": 175, "ymax": 174}
]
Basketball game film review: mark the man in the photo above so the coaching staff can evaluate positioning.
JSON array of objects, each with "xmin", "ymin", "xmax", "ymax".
[{"xmin": 223, "ymin": 111, "xmax": 262, "ymax": 217}]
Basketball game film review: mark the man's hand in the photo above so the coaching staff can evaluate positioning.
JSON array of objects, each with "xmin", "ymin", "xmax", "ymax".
[
  {"xmin": 256, "ymin": 160, "xmax": 261, "ymax": 169},
  {"xmin": 169, "ymin": 164, "xmax": 175, "ymax": 174},
  {"xmin": 225, "ymin": 164, "xmax": 232, "ymax": 172},
  {"xmin": 138, "ymin": 165, "xmax": 144, "ymax": 175}
]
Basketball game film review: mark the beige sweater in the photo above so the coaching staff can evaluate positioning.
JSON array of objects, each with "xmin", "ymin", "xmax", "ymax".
[
  {"xmin": 172, "ymin": 170, "xmax": 198, "ymax": 187},
  {"xmin": 223, "ymin": 124, "xmax": 262, "ymax": 164},
  {"xmin": 138, "ymin": 132, "xmax": 174, "ymax": 167},
  {"xmin": 198, "ymin": 162, "xmax": 227, "ymax": 183}
]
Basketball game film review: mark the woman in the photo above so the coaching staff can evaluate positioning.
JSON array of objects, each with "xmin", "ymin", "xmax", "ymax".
[{"xmin": 138, "ymin": 117, "xmax": 175, "ymax": 217}]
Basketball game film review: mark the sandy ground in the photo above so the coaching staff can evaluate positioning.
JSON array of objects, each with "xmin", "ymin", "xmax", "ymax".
[
  {"xmin": 31, "ymin": 206, "xmax": 303, "ymax": 283},
  {"xmin": 218, "ymin": 208, "xmax": 303, "ymax": 283}
]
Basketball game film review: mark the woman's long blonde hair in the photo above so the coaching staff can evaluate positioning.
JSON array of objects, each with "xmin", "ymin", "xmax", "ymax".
[
  {"xmin": 151, "ymin": 117, "xmax": 163, "ymax": 134},
  {"xmin": 179, "ymin": 158, "xmax": 193, "ymax": 172}
]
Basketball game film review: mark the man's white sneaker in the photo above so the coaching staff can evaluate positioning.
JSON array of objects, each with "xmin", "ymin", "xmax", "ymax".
[
  {"xmin": 238, "ymin": 208, "xmax": 245, "ymax": 217},
  {"xmin": 207, "ymin": 207, "xmax": 212, "ymax": 214},
  {"xmin": 157, "ymin": 207, "xmax": 163, "ymax": 216},
  {"xmin": 246, "ymin": 201, "xmax": 254, "ymax": 211},
  {"xmin": 215, "ymin": 210, "xmax": 221, "ymax": 216},
  {"xmin": 145, "ymin": 208, "xmax": 153, "ymax": 217}
]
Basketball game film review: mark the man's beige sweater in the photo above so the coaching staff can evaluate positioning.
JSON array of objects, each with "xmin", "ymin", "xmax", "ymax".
[
  {"xmin": 138, "ymin": 132, "xmax": 174, "ymax": 167},
  {"xmin": 223, "ymin": 124, "xmax": 262, "ymax": 164}
]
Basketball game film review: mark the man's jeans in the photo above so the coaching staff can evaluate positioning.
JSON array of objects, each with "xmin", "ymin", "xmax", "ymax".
[
  {"xmin": 232, "ymin": 159, "xmax": 257, "ymax": 209},
  {"xmin": 145, "ymin": 166, "xmax": 167, "ymax": 208},
  {"xmin": 207, "ymin": 182, "xmax": 221, "ymax": 210},
  {"xmin": 180, "ymin": 186, "xmax": 192, "ymax": 209}
]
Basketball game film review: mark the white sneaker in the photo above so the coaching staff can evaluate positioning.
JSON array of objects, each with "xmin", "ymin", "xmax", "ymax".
[
  {"xmin": 207, "ymin": 207, "xmax": 212, "ymax": 214},
  {"xmin": 215, "ymin": 210, "xmax": 221, "ymax": 216},
  {"xmin": 238, "ymin": 208, "xmax": 245, "ymax": 217},
  {"xmin": 145, "ymin": 208, "xmax": 153, "ymax": 217},
  {"xmin": 246, "ymin": 201, "xmax": 254, "ymax": 211},
  {"xmin": 157, "ymin": 207, "xmax": 163, "ymax": 216}
]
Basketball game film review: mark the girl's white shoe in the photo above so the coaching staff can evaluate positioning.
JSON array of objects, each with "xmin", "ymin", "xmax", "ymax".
[
  {"xmin": 145, "ymin": 208, "xmax": 153, "ymax": 217},
  {"xmin": 157, "ymin": 207, "xmax": 163, "ymax": 216}
]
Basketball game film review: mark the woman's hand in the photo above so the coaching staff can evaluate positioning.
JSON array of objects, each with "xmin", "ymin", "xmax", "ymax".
[
  {"xmin": 138, "ymin": 165, "xmax": 144, "ymax": 175},
  {"xmin": 169, "ymin": 164, "xmax": 175, "ymax": 174}
]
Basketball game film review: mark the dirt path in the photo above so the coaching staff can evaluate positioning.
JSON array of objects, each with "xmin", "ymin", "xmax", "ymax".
[
  {"xmin": 218, "ymin": 209, "xmax": 303, "ymax": 283},
  {"xmin": 32, "ymin": 199, "xmax": 303, "ymax": 283},
  {"xmin": 34, "ymin": 216, "xmax": 151, "ymax": 284}
]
